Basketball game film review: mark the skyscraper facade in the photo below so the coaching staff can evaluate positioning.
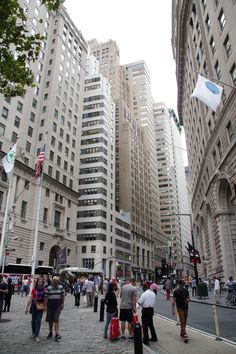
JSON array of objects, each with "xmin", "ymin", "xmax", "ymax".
[
  {"xmin": 172, "ymin": 0, "xmax": 236, "ymax": 280},
  {"xmin": 0, "ymin": 0, "xmax": 87, "ymax": 269}
]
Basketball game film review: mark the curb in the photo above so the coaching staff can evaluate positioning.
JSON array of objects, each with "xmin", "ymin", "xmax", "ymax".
[{"xmin": 160, "ymin": 291, "xmax": 236, "ymax": 310}]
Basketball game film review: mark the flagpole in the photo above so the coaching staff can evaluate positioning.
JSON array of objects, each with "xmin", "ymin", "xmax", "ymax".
[
  {"xmin": 0, "ymin": 178, "xmax": 13, "ymax": 273},
  {"xmin": 30, "ymin": 131, "xmax": 48, "ymax": 293},
  {"xmin": 194, "ymin": 71, "xmax": 236, "ymax": 90}
]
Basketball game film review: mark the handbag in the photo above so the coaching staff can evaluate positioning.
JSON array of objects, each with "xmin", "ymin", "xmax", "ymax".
[{"xmin": 36, "ymin": 301, "xmax": 44, "ymax": 311}]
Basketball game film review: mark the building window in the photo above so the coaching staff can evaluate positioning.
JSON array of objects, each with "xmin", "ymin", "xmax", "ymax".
[
  {"xmin": 55, "ymin": 170, "xmax": 60, "ymax": 181},
  {"xmin": 218, "ymin": 9, "xmax": 226, "ymax": 31},
  {"xmin": 214, "ymin": 60, "xmax": 221, "ymax": 79},
  {"xmin": 91, "ymin": 245, "xmax": 96, "ymax": 253},
  {"xmin": 205, "ymin": 14, "xmax": 211, "ymax": 32},
  {"xmin": 45, "ymin": 188, "xmax": 50, "ymax": 197},
  {"xmin": 217, "ymin": 140, "xmax": 222, "ymax": 159},
  {"xmin": 16, "ymin": 258, "xmax": 22, "ymax": 264},
  {"xmin": 30, "ymin": 112, "xmax": 35, "ymax": 122},
  {"xmin": 82, "ymin": 246, "xmax": 86, "ymax": 254},
  {"xmin": 0, "ymin": 123, "xmax": 5, "ymax": 136},
  {"xmin": 28, "ymin": 126, "xmax": 33, "ymax": 137},
  {"xmin": 66, "ymin": 217, "xmax": 70, "ymax": 231},
  {"xmin": 32, "ymin": 98, "xmax": 37, "ymax": 108},
  {"xmin": 40, "ymin": 242, "xmax": 45, "ymax": 251},
  {"xmin": 48, "ymin": 165, "xmax": 52, "ymax": 176},
  {"xmin": 103, "ymin": 246, "xmax": 106, "ymax": 254},
  {"xmin": 210, "ymin": 36, "xmax": 215, "ymax": 54},
  {"xmin": 43, "ymin": 208, "xmax": 48, "ymax": 224},
  {"xmin": 2, "ymin": 106, "xmax": 9, "ymax": 119},
  {"xmin": 82, "ymin": 258, "xmax": 94, "ymax": 269},
  {"xmin": 25, "ymin": 141, "xmax": 31, "ymax": 153},
  {"xmin": 11, "ymin": 131, "xmax": 17, "ymax": 143},
  {"xmin": 49, "ymin": 150, "xmax": 54, "ymax": 161},
  {"xmin": 21, "ymin": 201, "xmax": 27, "ymax": 219},
  {"xmin": 17, "ymin": 101, "xmax": 23, "ymax": 112},
  {"xmin": 230, "ymin": 63, "xmax": 236, "ymax": 86},
  {"xmin": 226, "ymin": 121, "xmax": 234, "ymax": 143},
  {"xmin": 14, "ymin": 116, "xmax": 21, "ymax": 128},
  {"xmin": 54, "ymin": 210, "xmax": 61, "ymax": 228},
  {"xmin": 223, "ymin": 35, "xmax": 232, "ymax": 58}
]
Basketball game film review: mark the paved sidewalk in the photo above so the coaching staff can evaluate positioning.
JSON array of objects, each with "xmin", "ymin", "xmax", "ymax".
[{"xmin": 0, "ymin": 293, "xmax": 236, "ymax": 353}]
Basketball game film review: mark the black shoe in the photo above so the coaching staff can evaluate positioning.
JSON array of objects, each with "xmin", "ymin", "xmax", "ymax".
[
  {"xmin": 47, "ymin": 332, "xmax": 52, "ymax": 339},
  {"xmin": 55, "ymin": 334, "xmax": 61, "ymax": 341},
  {"xmin": 143, "ymin": 340, "xmax": 150, "ymax": 346},
  {"xmin": 150, "ymin": 337, "xmax": 158, "ymax": 342}
]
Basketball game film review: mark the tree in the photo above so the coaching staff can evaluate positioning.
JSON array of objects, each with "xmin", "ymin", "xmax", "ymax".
[{"xmin": 0, "ymin": 0, "xmax": 64, "ymax": 97}]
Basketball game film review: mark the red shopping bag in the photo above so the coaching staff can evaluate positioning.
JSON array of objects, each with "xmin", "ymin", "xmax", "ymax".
[
  {"xmin": 133, "ymin": 313, "xmax": 139, "ymax": 324},
  {"xmin": 110, "ymin": 317, "xmax": 120, "ymax": 340}
]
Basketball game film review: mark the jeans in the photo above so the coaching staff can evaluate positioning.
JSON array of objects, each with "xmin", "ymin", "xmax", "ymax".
[
  {"xmin": 86, "ymin": 292, "xmax": 94, "ymax": 306},
  {"xmin": 177, "ymin": 308, "xmax": 188, "ymax": 335},
  {"xmin": 31, "ymin": 304, "xmax": 43, "ymax": 337},
  {"xmin": 141, "ymin": 308, "xmax": 157, "ymax": 343},
  {"xmin": 74, "ymin": 293, "xmax": 81, "ymax": 307},
  {"xmin": 104, "ymin": 311, "xmax": 116, "ymax": 337}
]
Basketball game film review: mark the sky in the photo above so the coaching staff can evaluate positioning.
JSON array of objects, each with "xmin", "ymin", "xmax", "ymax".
[{"xmin": 64, "ymin": 0, "xmax": 188, "ymax": 164}]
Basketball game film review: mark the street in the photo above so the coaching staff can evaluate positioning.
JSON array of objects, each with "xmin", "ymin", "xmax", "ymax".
[{"xmin": 155, "ymin": 291, "xmax": 236, "ymax": 343}]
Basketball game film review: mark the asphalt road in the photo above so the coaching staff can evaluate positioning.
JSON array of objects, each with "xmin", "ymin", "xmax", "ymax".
[{"xmin": 154, "ymin": 292, "xmax": 236, "ymax": 343}]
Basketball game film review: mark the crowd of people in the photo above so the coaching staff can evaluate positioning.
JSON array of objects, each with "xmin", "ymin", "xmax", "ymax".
[{"xmin": 0, "ymin": 272, "xmax": 235, "ymax": 346}]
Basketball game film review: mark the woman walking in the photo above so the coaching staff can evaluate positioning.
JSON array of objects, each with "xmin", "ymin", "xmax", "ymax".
[
  {"xmin": 25, "ymin": 277, "xmax": 46, "ymax": 342},
  {"xmin": 104, "ymin": 283, "xmax": 118, "ymax": 338}
]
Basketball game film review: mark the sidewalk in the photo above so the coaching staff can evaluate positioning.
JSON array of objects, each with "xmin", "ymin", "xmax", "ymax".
[{"xmin": 0, "ymin": 293, "xmax": 235, "ymax": 353}]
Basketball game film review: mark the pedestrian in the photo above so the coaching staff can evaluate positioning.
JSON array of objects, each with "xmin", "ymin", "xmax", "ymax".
[
  {"xmin": 74, "ymin": 278, "xmax": 83, "ymax": 308},
  {"xmin": 25, "ymin": 277, "xmax": 46, "ymax": 342},
  {"xmin": 119, "ymin": 278, "xmax": 137, "ymax": 340},
  {"xmin": 214, "ymin": 277, "xmax": 221, "ymax": 304},
  {"xmin": 191, "ymin": 277, "xmax": 197, "ymax": 297},
  {"xmin": 104, "ymin": 283, "xmax": 118, "ymax": 338},
  {"xmin": 138, "ymin": 281, "xmax": 158, "ymax": 346},
  {"xmin": 44, "ymin": 276, "xmax": 65, "ymax": 342},
  {"xmin": 21, "ymin": 276, "xmax": 29, "ymax": 297},
  {"xmin": 165, "ymin": 277, "xmax": 171, "ymax": 301},
  {"xmin": 82, "ymin": 276, "xmax": 95, "ymax": 306},
  {"xmin": 172, "ymin": 279, "xmax": 190, "ymax": 341},
  {"xmin": 150, "ymin": 281, "xmax": 159, "ymax": 295},
  {"xmin": 3, "ymin": 278, "xmax": 14, "ymax": 312},
  {"xmin": 0, "ymin": 275, "xmax": 8, "ymax": 320},
  {"xmin": 102, "ymin": 278, "xmax": 109, "ymax": 297}
]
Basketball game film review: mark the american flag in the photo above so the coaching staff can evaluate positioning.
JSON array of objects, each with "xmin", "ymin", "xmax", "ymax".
[{"xmin": 33, "ymin": 144, "xmax": 46, "ymax": 179}]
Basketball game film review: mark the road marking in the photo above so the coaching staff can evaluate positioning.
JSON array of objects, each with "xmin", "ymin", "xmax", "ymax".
[{"xmin": 154, "ymin": 313, "xmax": 236, "ymax": 348}]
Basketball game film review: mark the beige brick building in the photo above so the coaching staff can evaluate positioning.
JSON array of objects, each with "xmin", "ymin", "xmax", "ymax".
[{"xmin": 172, "ymin": 0, "xmax": 236, "ymax": 280}]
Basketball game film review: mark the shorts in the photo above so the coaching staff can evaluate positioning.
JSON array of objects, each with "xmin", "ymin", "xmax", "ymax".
[
  {"xmin": 46, "ymin": 306, "xmax": 61, "ymax": 323},
  {"xmin": 119, "ymin": 308, "xmax": 133, "ymax": 323}
]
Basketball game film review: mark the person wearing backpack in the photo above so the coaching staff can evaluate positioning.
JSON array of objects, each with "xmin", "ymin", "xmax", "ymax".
[{"xmin": 25, "ymin": 277, "xmax": 46, "ymax": 342}]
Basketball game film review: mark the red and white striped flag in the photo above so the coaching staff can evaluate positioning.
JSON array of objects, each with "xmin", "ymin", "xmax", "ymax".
[{"xmin": 33, "ymin": 144, "xmax": 46, "ymax": 179}]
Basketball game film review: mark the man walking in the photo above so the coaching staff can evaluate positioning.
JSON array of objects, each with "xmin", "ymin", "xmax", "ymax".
[
  {"xmin": 191, "ymin": 277, "xmax": 197, "ymax": 297},
  {"xmin": 172, "ymin": 280, "xmax": 190, "ymax": 340},
  {"xmin": 214, "ymin": 277, "xmax": 221, "ymax": 304},
  {"xmin": 44, "ymin": 276, "xmax": 65, "ymax": 341},
  {"xmin": 119, "ymin": 278, "xmax": 137, "ymax": 340},
  {"xmin": 138, "ymin": 282, "xmax": 158, "ymax": 346}
]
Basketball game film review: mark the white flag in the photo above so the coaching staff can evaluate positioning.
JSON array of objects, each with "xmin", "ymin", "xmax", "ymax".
[
  {"xmin": 191, "ymin": 74, "xmax": 223, "ymax": 112},
  {"xmin": 2, "ymin": 144, "xmax": 17, "ymax": 173}
]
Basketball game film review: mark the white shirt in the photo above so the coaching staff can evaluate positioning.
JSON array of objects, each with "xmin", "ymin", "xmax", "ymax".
[
  {"xmin": 214, "ymin": 279, "xmax": 220, "ymax": 290},
  {"xmin": 138, "ymin": 289, "xmax": 156, "ymax": 308}
]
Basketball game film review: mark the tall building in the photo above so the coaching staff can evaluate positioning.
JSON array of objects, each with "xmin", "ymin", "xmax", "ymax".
[
  {"xmin": 89, "ymin": 40, "xmax": 159, "ymax": 279},
  {"xmin": 153, "ymin": 103, "xmax": 191, "ymax": 277},
  {"xmin": 172, "ymin": 0, "xmax": 236, "ymax": 280},
  {"xmin": 0, "ymin": 0, "xmax": 87, "ymax": 269}
]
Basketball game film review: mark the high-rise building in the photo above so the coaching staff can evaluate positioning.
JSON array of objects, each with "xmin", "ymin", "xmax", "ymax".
[
  {"xmin": 153, "ymin": 103, "xmax": 191, "ymax": 277},
  {"xmin": 172, "ymin": 0, "xmax": 236, "ymax": 280},
  {"xmin": 89, "ymin": 40, "xmax": 159, "ymax": 279},
  {"xmin": 0, "ymin": 0, "xmax": 87, "ymax": 269}
]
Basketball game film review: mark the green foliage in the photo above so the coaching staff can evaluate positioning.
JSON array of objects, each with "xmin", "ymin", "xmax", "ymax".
[{"xmin": 0, "ymin": 0, "xmax": 64, "ymax": 97}]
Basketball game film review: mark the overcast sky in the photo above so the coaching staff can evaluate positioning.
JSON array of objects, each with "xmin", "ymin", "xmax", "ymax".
[
  {"xmin": 64, "ymin": 0, "xmax": 188, "ymax": 164},
  {"xmin": 65, "ymin": 0, "xmax": 177, "ymax": 109}
]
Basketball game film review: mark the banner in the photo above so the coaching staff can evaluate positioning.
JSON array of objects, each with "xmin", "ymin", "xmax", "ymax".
[{"xmin": 57, "ymin": 247, "xmax": 67, "ymax": 265}]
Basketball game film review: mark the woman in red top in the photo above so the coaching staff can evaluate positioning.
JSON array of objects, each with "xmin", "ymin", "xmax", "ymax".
[{"xmin": 25, "ymin": 277, "xmax": 46, "ymax": 342}]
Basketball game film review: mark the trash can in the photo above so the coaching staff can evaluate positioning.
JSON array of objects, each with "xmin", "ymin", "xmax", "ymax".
[{"xmin": 197, "ymin": 283, "xmax": 208, "ymax": 299}]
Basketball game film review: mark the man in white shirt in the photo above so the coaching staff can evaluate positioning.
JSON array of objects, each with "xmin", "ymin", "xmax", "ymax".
[
  {"xmin": 138, "ymin": 282, "xmax": 158, "ymax": 346},
  {"xmin": 214, "ymin": 277, "xmax": 220, "ymax": 304}
]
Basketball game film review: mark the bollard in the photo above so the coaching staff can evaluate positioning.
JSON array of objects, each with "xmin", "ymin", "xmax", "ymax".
[
  {"xmin": 94, "ymin": 295, "xmax": 98, "ymax": 312},
  {"xmin": 134, "ymin": 323, "xmax": 143, "ymax": 354},
  {"xmin": 212, "ymin": 305, "xmax": 222, "ymax": 341},
  {"xmin": 99, "ymin": 298, "xmax": 105, "ymax": 322}
]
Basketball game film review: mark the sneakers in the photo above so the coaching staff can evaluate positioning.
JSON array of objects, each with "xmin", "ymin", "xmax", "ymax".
[
  {"xmin": 35, "ymin": 337, "xmax": 40, "ymax": 342},
  {"xmin": 121, "ymin": 335, "xmax": 125, "ymax": 339},
  {"xmin": 47, "ymin": 332, "xmax": 53, "ymax": 339},
  {"xmin": 150, "ymin": 337, "xmax": 158, "ymax": 342},
  {"xmin": 128, "ymin": 335, "xmax": 134, "ymax": 341},
  {"xmin": 55, "ymin": 334, "xmax": 62, "ymax": 341}
]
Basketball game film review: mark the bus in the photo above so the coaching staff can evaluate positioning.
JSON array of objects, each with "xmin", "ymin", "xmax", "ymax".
[{"xmin": 59, "ymin": 267, "xmax": 103, "ymax": 279}]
